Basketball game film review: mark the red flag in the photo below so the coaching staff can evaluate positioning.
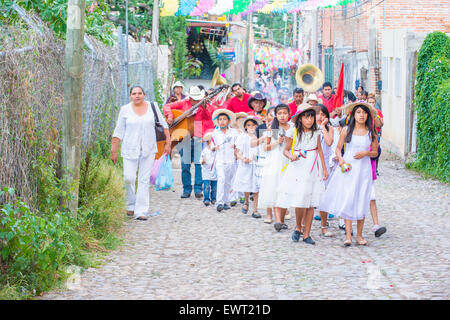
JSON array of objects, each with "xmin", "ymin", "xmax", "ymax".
[{"xmin": 333, "ymin": 62, "xmax": 345, "ymax": 111}]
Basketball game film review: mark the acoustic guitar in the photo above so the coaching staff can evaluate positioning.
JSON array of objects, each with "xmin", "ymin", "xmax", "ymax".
[{"xmin": 155, "ymin": 85, "xmax": 228, "ymax": 159}]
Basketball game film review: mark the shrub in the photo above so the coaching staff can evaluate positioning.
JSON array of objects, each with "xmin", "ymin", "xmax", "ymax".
[{"xmin": 412, "ymin": 32, "xmax": 450, "ymax": 183}]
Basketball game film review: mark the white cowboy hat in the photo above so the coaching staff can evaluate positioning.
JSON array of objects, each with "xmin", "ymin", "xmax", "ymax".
[
  {"xmin": 305, "ymin": 93, "xmax": 323, "ymax": 104},
  {"xmin": 291, "ymin": 103, "xmax": 319, "ymax": 124},
  {"xmin": 212, "ymin": 108, "xmax": 236, "ymax": 127},
  {"xmin": 187, "ymin": 86, "xmax": 206, "ymax": 101},
  {"xmin": 237, "ymin": 116, "xmax": 263, "ymax": 132},
  {"xmin": 172, "ymin": 81, "xmax": 184, "ymax": 90}
]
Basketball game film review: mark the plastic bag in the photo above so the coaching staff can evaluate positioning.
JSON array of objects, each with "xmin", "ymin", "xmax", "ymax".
[
  {"xmin": 150, "ymin": 154, "xmax": 166, "ymax": 185},
  {"xmin": 155, "ymin": 155, "xmax": 174, "ymax": 191}
]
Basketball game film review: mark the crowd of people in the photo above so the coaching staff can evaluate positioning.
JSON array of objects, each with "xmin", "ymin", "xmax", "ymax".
[{"xmin": 111, "ymin": 79, "xmax": 387, "ymax": 247}]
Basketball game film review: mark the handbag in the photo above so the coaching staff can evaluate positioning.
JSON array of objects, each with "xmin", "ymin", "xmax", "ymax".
[{"xmin": 150, "ymin": 102, "xmax": 166, "ymax": 142}]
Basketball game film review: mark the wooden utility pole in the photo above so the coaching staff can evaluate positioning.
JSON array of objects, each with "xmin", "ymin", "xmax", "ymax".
[
  {"xmin": 243, "ymin": 13, "xmax": 251, "ymax": 89},
  {"xmin": 152, "ymin": 0, "xmax": 160, "ymax": 44},
  {"xmin": 62, "ymin": 0, "xmax": 85, "ymax": 215}
]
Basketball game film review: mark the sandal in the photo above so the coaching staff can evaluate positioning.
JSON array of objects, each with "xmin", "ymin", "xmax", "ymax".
[
  {"xmin": 356, "ymin": 237, "xmax": 368, "ymax": 246},
  {"xmin": 320, "ymin": 226, "xmax": 333, "ymax": 237},
  {"xmin": 126, "ymin": 210, "xmax": 134, "ymax": 217},
  {"xmin": 241, "ymin": 203, "xmax": 249, "ymax": 214},
  {"xmin": 344, "ymin": 239, "xmax": 352, "ymax": 247},
  {"xmin": 264, "ymin": 218, "xmax": 273, "ymax": 224},
  {"xmin": 251, "ymin": 212, "xmax": 261, "ymax": 219}
]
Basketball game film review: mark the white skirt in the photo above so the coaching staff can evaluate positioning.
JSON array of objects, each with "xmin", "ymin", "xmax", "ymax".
[
  {"xmin": 232, "ymin": 162, "xmax": 259, "ymax": 193},
  {"xmin": 258, "ymin": 149, "xmax": 288, "ymax": 209}
]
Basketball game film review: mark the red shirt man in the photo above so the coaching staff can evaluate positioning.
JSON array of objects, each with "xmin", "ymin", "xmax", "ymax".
[
  {"xmin": 288, "ymin": 88, "xmax": 305, "ymax": 119},
  {"xmin": 226, "ymin": 83, "xmax": 252, "ymax": 113},
  {"xmin": 318, "ymin": 82, "xmax": 336, "ymax": 114},
  {"xmin": 163, "ymin": 91, "xmax": 215, "ymax": 138}
]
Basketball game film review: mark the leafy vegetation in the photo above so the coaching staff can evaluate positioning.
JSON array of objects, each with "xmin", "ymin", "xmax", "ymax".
[{"xmin": 409, "ymin": 32, "xmax": 450, "ymax": 183}]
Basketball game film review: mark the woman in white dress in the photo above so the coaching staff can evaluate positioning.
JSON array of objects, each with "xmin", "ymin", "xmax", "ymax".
[
  {"xmin": 275, "ymin": 105, "xmax": 328, "ymax": 245},
  {"xmin": 111, "ymin": 86, "xmax": 171, "ymax": 220},
  {"xmin": 319, "ymin": 102, "xmax": 379, "ymax": 246}
]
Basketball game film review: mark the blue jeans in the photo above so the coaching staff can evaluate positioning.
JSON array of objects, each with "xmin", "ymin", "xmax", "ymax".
[
  {"xmin": 203, "ymin": 180, "xmax": 217, "ymax": 202},
  {"xmin": 179, "ymin": 138, "xmax": 203, "ymax": 195}
]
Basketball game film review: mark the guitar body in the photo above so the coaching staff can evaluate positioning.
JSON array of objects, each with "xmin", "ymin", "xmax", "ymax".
[{"xmin": 155, "ymin": 109, "xmax": 195, "ymax": 159}]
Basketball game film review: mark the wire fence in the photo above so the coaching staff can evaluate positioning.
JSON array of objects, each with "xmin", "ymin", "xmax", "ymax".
[{"xmin": 0, "ymin": 16, "xmax": 151, "ymax": 208}]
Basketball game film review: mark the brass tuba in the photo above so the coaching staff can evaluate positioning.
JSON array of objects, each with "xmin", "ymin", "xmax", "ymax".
[
  {"xmin": 211, "ymin": 67, "xmax": 228, "ymax": 88},
  {"xmin": 295, "ymin": 64, "xmax": 324, "ymax": 92}
]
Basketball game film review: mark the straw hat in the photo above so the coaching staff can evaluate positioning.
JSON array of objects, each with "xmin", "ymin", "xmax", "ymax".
[
  {"xmin": 187, "ymin": 86, "xmax": 206, "ymax": 101},
  {"xmin": 212, "ymin": 108, "xmax": 236, "ymax": 127},
  {"xmin": 172, "ymin": 81, "xmax": 184, "ymax": 90},
  {"xmin": 202, "ymin": 131, "xmax": 214, "ymax": 142},
  {"xmin": 291, "ymin": 103, "xmax": 319, "ymax": 124},
  {"xmin": 235, "ymin": 112, "xmax": 248, "ymax": 120},
  {"xmin": 237, "ymin": 116, "xmax": 263, "ymax": 132},
  {"xmin": 305, "ymin": 93, "xmax": 323, "ymax": 104},
  {"xmin": 338, "ymin": 101, "xmax": 382, "ymax": 127}
]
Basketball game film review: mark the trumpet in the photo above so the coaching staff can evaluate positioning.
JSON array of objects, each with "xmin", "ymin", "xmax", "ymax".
[{"xmin": 214, "ymin": 86, "xmax": 231, "ymax": 107}]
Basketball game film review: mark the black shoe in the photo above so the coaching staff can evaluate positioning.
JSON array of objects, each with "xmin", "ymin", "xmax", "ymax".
[
  {"xmin": 223, "ymin": 204, "xmax": 231, "ymax": 210},
  {"xmin": 303, "ymin": 236, "xmax": 316, "ymax": 245},
  {"xmin": 274, "ymin": 222, "xmax": 282, "ymax": 232},
  {"xmin": 281, "ymin": 223, "xmax": 288, "ymax": 230},
  {"xmin": 216, "ymin": 204, "xmax": 224, "ymax": 212},
  {"xmin": 211, "ymin": 200, "xmax": 216, "ymax": 205},
  {"xmin": 375, "ymin": 226, "xmax": 387, "ymax": 237},
  {"xmin": 251, "ymin": 212, "xmax": 261, "ymax": 219},
  {"xmin": 230, "ymin": 200, "xmax": 237, "ymax": 207},
  {"xmin": 195, "ymin": 192, "xmax": 203, "ymax": 199},
  {"xmin": 203, "ymin": 200, "xmax": 210, "ymax": 206},
  {"xmin": 180, "ymin": 193, "xmax": 191, "ymax": 199},
  {"xmin": 292, "ymin": 230, "xmax": 301, "ymax": 242},
  {"xmin": 250, "ymin": 193, "xmax": 254, "ymax": 201}
]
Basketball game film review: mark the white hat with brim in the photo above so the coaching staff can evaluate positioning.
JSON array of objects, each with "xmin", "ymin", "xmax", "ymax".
[
  {"xmin": 305, "ymin": 93, "xmax": 323, "ymax": 104},
  {"xmin": 291, "ymin": 103, "xmax": 319, "ymax": 124},
  {"xmin": 237, "ymin": 116, "xmax": 263, "ymax": 132},
  {"xmin": 338, "ymin": 101, "xmax": 381, "ymax": 127},
  {"xmin": 187, "ymin": 86, "xmax": 206, "ymax": 101},
  {"xmin": 235, "ymin": 112, "xmax": 248, "ymax": 120},
  {"xmin": 212, "ymin": 108, "xmax": 236, "ymax": 127},
  {"xmin": 203, "ymin": 132, "xmax": 214, "ymax": 142},
  {"xmin": 172, "ymin": 81, "xmax": 184, "ymax": 90}
]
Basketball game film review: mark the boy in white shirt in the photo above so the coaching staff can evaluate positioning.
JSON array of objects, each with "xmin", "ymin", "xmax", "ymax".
[
  {"xmin": 211, "ymin": 109, "xmax": 237, "ymax": 212},
  {"xmin": 200, "ymin": 132, "xmax": 217, "ymax": 206}
]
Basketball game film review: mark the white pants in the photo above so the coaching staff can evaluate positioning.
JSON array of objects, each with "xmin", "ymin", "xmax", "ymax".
[
  {"xmin": 123, "ymin": 154, "xmax": 155, "ymax": 218},
  {"xmin": 216, "ymin": 162, "xmax": 235, "ymax": 206}
]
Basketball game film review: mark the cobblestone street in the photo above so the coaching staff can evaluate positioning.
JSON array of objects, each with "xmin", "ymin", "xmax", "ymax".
[{"xmin": 42, "ymin": 155, "xmax": 450, "ymax": 300}]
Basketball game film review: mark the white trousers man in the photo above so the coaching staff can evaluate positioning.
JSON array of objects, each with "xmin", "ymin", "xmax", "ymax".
[{"xmin": 123, "ymin": 154, "xmax": 155, "ymax": 219}]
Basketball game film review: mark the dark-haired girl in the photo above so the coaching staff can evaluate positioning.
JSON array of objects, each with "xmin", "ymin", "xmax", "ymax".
[
  {"xmin": 276, "ymin": 104, "xmax": 328, "ymax": 245},
  {"xmin": 319, "ymin": 102, "xmax": 379, "ymax": 246},
  {"xmin": 257, "ymin": 104, "xmax": 293, "ymax": 225}
]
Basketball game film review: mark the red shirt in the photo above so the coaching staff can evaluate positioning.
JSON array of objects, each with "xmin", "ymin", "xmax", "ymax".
[
  {"xmin": 318, "ymin": 94, "xmax": 337, "ymax": 114},
  {"xmin": 226, "ymin": 93, "xmax": 252, "ymax": 113},
  {"xmin": 163, "ymin": 99, "xmax": 215, "ymax": 138},
  {"xmin": 288, "ymin": 101, "xmax": 301, "ymax": 119}
]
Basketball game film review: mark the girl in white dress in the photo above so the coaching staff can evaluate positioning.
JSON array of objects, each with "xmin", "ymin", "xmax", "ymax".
[
  {"xmin": 257, "ymin": 104, "xmax": 294, "ymax": 226},
  {"xmin": 276, "ymin": 105, "xmax": 328, "ymax": 245},
  {"xmin": 319, "ymin": 102, "xmax": 379, "ymax": 246},
  {"xmin": 233, "ymin": 116, "xmax": 263, "ymax": 218},
  {"xmin": 230, "ymin": 112, "xmax": 248, "ymax": 206},
  {"xmin": 316, "ymin": 104, "xmax": 335, "ymax": 237}
]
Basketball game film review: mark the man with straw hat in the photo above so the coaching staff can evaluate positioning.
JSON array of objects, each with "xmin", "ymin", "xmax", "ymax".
[{"xmin": 163, "ymin": 86, "xmax": 215, "ymax": 199}]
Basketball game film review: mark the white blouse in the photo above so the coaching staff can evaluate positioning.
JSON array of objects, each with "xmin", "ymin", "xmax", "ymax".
[{"xmin": 112, "ymin": 101, "xmax": 168, "ymax": 160}]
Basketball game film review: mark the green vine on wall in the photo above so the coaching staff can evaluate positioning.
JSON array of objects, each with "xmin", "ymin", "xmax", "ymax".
[{"xmin": 411, "ymin": 32, "xmax": 450, "ymax": 183}]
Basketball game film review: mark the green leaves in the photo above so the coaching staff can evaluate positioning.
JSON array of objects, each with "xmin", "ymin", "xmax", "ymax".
[{"xmin": 413, "ymin": 32, "xmax": 450, "ymax": 183}]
